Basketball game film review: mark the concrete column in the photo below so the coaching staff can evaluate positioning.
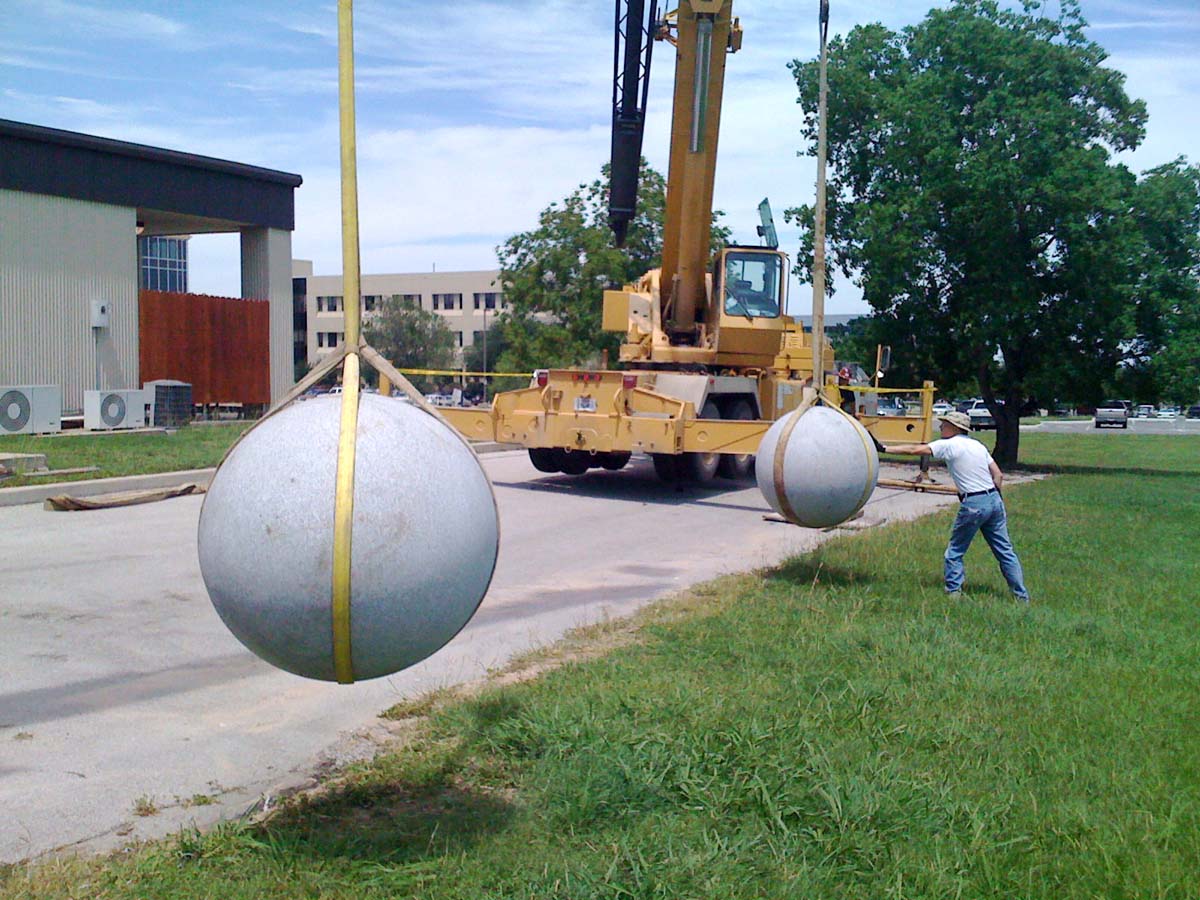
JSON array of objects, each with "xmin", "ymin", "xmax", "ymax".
[{"xmin": 241, "ymin": 227, "xmax": 294, "ymax": 402}]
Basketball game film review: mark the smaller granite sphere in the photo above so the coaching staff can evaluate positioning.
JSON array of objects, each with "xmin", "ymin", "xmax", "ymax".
[
  {"xmin": 198, "ymin": 394, "xmax": 499, "ymax": 682},
  {"xmin": 755, "ymin": 405, "xmax": 879, "ymax": 528}
]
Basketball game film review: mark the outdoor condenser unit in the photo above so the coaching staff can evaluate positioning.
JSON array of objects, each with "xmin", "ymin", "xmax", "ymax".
[
  {"xmin": 0, "ymin": 385, "xmax": 62, "ymax": 434},
  {"xmin": 84, "ymin": 389, "xmax": 150, "ymax": 431},
  {"xmin": 143, "ymin": 380, "xmax": 193, "ymax": 427}
]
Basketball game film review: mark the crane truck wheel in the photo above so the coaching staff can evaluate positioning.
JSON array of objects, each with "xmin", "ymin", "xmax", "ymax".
[
  {"xmin": 599, "ymin": 451, "xmax": 632, "ymax": 470},
  {"xmin": 528, "ymin": 448, "xmax": 560, "ymax": 473},
  {"xmin": 683, "ymin": 401, "xmax": 722, "ymax": 483},
  {"xmin": 717, "ymin": 399, "xmax": 755, "ymax": 480},
  {"xmin": 651, "ymin": 452, "xmax": 681, "ymax": 482},
  {"xmin": 555, "ymin": 448, "xmax": 591, "ymax": 476}
]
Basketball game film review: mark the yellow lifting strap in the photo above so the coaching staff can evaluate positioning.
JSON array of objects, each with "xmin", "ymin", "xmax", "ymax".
[
  {"xmin": 332, "ymin": 0, "xmax": 362, "ymax": 684},
  {"xmin": 771, "ymin": 390, "xmax": 817, "ymax": 525}
]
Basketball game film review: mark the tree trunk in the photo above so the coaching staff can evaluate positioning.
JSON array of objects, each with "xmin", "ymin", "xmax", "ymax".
[{"xmin": 992, "ymin": 405, "xmax": 1021, "ymax": 468}]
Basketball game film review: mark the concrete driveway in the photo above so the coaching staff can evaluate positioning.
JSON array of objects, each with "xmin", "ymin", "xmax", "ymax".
[{"xmin": 0, "ymin": 450, "xmax": 963, "ymax": 863}]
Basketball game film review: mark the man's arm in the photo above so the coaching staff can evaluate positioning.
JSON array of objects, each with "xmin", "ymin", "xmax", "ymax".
[
  {"xmin": 989, "ymin": 459, "xmax": 1004, "ymax": 492},
  {"xmin": 885, "ymin": 442, "xmax": 934, "ymax": 456}
]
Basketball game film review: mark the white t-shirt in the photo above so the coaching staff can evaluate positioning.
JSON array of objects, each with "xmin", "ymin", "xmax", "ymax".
[{"xmin": 929, "ymin": 435, "xmax": 996, "ymax": 495}]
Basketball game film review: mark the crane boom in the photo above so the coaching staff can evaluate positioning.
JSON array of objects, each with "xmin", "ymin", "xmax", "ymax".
[{"xmin": 659, "ymin": 0, "xmax": 739, "ymax": 336}]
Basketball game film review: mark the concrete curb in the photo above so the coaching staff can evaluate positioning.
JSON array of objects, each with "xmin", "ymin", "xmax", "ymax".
[{"xmin": 0, "ymin": 442, "xmax": 523, "ymax": 508}]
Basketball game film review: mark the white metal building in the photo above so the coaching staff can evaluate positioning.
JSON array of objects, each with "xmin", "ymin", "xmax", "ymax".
[{"xmin": 0, "ymin": 118, "xmax": 302, "ymax": 412}]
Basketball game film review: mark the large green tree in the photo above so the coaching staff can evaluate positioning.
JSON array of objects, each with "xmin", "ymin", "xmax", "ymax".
[
  {"xmin": 788, "ymin": 0, "xmax": 1154, "ymax": 465},
  {"xmin": 363, "ymin": 298, "xmax": 457, "ymax": 388},
  {"xmin": 1125, "ymin": 160, "xmax": 1200, "ymax": 406},
  {"xmin": 495, "ymin": 162, "xmax": 730, "ymax": 372}
]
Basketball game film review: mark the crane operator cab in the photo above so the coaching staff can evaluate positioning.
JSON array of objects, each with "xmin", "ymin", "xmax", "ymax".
[
  {"xmin": 712, "ymin": 245, "xmax": 792, "ymax": 365},
  {"xmin": 722, "ymin": 248, "xmax": 783, "ymax": 319}
]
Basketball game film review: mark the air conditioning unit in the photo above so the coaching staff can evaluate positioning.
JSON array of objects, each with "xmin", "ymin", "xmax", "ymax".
[
  {"xmin": 143, "ymin": 380, "xmax": 193, "ymax": 427},
  {"xmin": 84, "ymin": 389, "xmax": 150, "ymax": 430},
  {"xmin": 0, "ymin": 385, "xmax": 62, "ymax": 434}
]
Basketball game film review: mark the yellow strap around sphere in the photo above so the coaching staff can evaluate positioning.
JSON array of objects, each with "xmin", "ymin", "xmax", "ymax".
[
  {"xmin": 331, "ymin": 352, "xmax": 361, "ymax": 683},
  {"xmin": 332, "ymin": 0, "xmax": 361, "ymax": 684}
]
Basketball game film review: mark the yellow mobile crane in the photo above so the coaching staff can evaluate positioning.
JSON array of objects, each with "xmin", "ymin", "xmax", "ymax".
[{"xmin": 443, "ymin": 0, "xmax": 934, "ymax": 479}]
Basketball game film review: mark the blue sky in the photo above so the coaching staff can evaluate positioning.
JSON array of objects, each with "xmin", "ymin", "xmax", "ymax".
[{"xmin": 2, "ymin": 0, "xmax": 1197, "ymax": 313}]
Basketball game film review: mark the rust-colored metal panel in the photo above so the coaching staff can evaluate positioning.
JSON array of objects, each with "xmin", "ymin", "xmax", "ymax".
[{"xmin": 139, "ymin": 290, "xmax": 270, "ymax": 404}]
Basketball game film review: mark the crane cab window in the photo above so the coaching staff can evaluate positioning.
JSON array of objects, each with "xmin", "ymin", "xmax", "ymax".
[{"xmin": 723, "ymin": 252, "xmax": 783, "ymax": 319}]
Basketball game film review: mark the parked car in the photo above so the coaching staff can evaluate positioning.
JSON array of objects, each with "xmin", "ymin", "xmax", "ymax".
[
  {"xmin": 1187, "ymin": 405, "xmax": 1200, "ymax": 420},
  {"xmin": 965, "ymin": 399, "xmax": 997, "ymax": 430},
  {"xmin": 876, "ymin": 399, "xmax": 906, "ymax": 416},
  {"xmin": 1135, "ymin": 404, "xmax": 1155, "ymax": 418},
  {"xmin": 1157, "ymin": 406, "xmax": 1179, "ymax": 419},
  {"xmin": 931, "ymin": 401, "xmax": 953, "ymax": 417},
  {"xmin": 1094, "ymin": 399, "xmax": 1130, "ymax": 429}
]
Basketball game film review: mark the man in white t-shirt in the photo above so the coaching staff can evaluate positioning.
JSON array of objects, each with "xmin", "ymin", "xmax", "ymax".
[{"xmin": 886, "ymin": 411, "xmax": 1029, "ymax": 601}]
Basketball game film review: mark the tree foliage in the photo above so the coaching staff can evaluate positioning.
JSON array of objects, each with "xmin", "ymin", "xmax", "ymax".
[
  {"xmin": 1126, "ymin": 161, "xmax": 1200, "ymax": 406},
  {"xmin": 787, "ymin": 0, "xmax": 1169, "ymax": 464},
  {"xmin": 495, "ymin": 162, "xmax": 730, "ymax": 372},
  {"xmin": 462, "ymin": 320, "xmax": 509, "ymax": 374},
  {"xmin": 363, "ymin": 298, "xmax": 458, "ymax": 383}
]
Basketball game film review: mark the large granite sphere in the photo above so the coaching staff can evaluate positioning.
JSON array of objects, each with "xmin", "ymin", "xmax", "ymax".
[
  {"xmin": 755, "ymin": 405, "xmax": 879, "ymax": 528},
  {"xmin": 198, "ymin": 394, "xmax": 498, "ymax": 682}
]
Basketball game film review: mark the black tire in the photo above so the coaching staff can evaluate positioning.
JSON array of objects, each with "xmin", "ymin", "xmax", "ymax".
[
  {"xmin": 1121, "ymin": 421, "xmax": 1128, "ymax": 429},
  {"xmin": 684, "ymin": 401, "xmax": 722, "ymax": 483},
  {"xmin": 555, "ymin": 449, "xmax": 590, "ymax": 475},
  {"xmin": 717, "ymin": 398, "xmax": 755, "ymax": 480},
  {"xmin": 599, "ymin": 451, "xmax": 631, "ymax": 471},
  {"xmin": 651, "ymin": 453, "xmax": 681, "ymax": 482},
  {"xmin": 528, "ymin": 448, "xmax": 559, "ymax": 473},
  {"xmin": 1094, "ymin": 421, "xmax": 1102, "ymax": 429}
]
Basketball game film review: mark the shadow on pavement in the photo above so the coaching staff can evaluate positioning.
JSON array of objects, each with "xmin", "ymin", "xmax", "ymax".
[
  {"xmin": 0, "ymin": 653, "xmax": 264, "ymax": 727},
  {"xmin": 491, "ymin": 459, "xmax": 766, "ymax": 513}
]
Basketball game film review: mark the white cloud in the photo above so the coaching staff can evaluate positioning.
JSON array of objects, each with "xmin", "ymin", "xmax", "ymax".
[{"xmin": 29, "ymin": 0, "xmax": 186, "ymax": 40}]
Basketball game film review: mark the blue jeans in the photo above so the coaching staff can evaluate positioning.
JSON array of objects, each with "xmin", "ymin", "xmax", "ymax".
[{"xmin": 944, "ymin": 492, "xmax": 1029, "ymax": 600}]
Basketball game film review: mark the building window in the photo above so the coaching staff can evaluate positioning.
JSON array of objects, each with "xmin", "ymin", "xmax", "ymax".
[
  {"xmin": 473, "ymin": 292, "xmax": 501, "ymax": 310},
  {"xmin": 472, "ymin": 331, "xmax": 484, "ymax": 346},
  {"xmin": 316, "ymin": 295, "xmax": 341, "ymax": 312},
  {"xmin": 433, "ymin": 293, "xmax": 462, "ymax": 311},
  {"xmin": 139, "ymin": 235, "xmax": 188, "ymax": 293},
  {"xmin": 363, "ymin": 294, "xmax": 382, "ymax": 312},
  {"xmin": 393, "ymin": 293, "xmax": 422, "ymax": 308},
  {"xmin": 456, "ymin": 332, "xmax": 464, "ymax": 347}
]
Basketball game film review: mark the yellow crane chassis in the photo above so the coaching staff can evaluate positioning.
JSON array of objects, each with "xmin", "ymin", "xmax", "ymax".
[{"xmin": 439, "ymin": 369, "xmax": 935, "ymax": 461}]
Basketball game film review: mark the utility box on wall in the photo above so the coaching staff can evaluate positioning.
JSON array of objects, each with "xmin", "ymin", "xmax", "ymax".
[{"xmin": 90, "ymin": 298, "xmax": 110, "ymax": 329}]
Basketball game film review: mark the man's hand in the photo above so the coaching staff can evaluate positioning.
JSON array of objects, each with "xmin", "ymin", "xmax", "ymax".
[{"xmin": 989, "ymin": 459, "xmax": 1004, "ymax": 492}]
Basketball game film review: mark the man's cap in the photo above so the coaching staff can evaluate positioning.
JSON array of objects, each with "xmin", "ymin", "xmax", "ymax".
[{"xmin": 937, "ymin": 410, "xmax": 972, "ymax": 432}]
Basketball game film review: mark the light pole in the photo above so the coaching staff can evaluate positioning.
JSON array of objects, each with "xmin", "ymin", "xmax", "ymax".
[{"xmin": 481, "ymin": 302, "xmax": 488, "ymax": 404}]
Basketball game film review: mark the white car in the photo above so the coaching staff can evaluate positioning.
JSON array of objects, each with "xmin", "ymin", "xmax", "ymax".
[
  {"xmin": 931, "ymin": 401, "xmax": 953, "ymax": 417},
  {"xmin": 967, "ymin": 399, "xmax": 996, "ymax": 429},
  {"xmin": 1157, "ymin": 406, "xmax": 1179, "ymax": 419}
]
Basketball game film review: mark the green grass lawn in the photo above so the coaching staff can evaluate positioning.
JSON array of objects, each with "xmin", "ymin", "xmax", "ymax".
[
  {"xmin": 0, "ymin": 424, "xmax": 251, "ymax": 488},
  {"xmin": 1001, "ymin": 432, "xmax": 1200, "ymax": 475},
  {"xmin": 4, "ymin": 437, "xmax": 1197, "ymax": 898}
]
